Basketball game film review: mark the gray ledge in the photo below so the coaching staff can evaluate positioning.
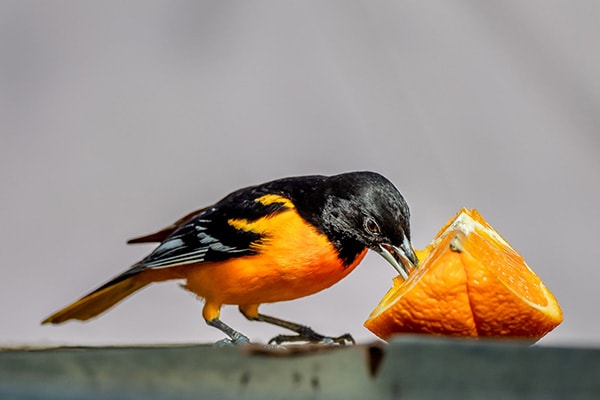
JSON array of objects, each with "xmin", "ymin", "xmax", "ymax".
[{"xmin": 1, "ymin": 336, "xmax": 598, "ymax": 399}]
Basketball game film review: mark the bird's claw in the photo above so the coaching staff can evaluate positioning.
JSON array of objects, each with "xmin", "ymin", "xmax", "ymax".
[
  {"xmin": 214, "ymin": 334, "xmax": 251, "ymax": 347},
  {"xmin": 214, "ymin": 338, "xmax": 236, "ymax": 347}
]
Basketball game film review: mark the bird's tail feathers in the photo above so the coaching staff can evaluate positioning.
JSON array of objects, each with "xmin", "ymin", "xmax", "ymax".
[{"xmin": 41, "ymin": 275, "xmax": 149, "ymax": 325}]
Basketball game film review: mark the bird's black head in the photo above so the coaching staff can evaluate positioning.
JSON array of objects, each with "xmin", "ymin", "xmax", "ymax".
[{"xmin": 316, "ymin": 171, "xmax": 418, "ymax": 279}]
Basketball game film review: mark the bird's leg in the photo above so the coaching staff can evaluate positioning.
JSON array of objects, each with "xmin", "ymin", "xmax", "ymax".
[
  {"xmin": 207, "ymin": 318, "xmax": 250, "ymax": 346},
  {"xmin": 239, "ymin": 307, "xmax": 354, "ymax": 345}
]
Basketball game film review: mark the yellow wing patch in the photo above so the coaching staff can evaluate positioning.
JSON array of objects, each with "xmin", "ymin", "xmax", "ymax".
[
  {"xmin": 227, "ymin": 194, "xmax": 295, "ymax": 234},
  {"xmin": 256, "ymin": 194, "xmax": 295, "ymax": 208}
]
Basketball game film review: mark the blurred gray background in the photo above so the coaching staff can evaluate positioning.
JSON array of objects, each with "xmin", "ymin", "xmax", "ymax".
[{"xmin": 1, "ymin": 1, "xmax": 599, "ymax": 347}]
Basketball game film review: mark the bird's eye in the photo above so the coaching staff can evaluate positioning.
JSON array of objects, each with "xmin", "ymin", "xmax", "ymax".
[{"xmin": 364, "ymin": 217, "xmax": 381, "ymax": 235}]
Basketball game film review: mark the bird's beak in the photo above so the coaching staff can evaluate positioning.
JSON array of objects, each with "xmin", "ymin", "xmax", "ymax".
[{"xmin": 376, "ymin": 235, "xmax": 418, "ymax": 281}]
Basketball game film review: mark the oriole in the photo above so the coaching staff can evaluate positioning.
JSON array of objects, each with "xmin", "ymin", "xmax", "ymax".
[{"xmin": 42, "ymin": 171, "xmax": 417, "ymax": 345}]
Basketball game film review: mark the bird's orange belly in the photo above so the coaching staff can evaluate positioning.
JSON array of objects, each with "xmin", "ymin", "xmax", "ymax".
[
  {"xmin": 182, "ymin": 249, "xmax": 367, "ymax": 305},
  {"xmin": 178, "ymin": 208, "xmax": 368, "ymax": 306}
]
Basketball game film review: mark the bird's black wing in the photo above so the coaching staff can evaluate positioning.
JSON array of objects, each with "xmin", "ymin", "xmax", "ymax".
[
  {"xmin": 134, "ymin": 182, "xmax": 303, "ymax": 270},
  {"xmin": 136, "ymin": 208, "xmax": 259, "ymax": 269},
  {"xmin": 126, "ymin": 207, "xmax": 208, "ymax": 245}
]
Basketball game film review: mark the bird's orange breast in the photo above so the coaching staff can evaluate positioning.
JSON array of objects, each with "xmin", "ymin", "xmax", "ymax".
[{"xmin": 178, "ymin": 198, "xmax": 367, "ymax": 307}]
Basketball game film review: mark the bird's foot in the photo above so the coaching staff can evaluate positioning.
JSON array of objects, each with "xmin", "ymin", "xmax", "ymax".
[
  {"xmin": 213, "ymin": 333, "xmax": 251, "ymax": 347},
  {"xmin": 214, "ymin": 338, "xmax": 236, "ymax": 347},
  {"xmin": 261, "ymin": 342, "xmax": 288, "ymax": 350},
  {"xmin": 268, "ymin": 326, "xmax": 355, "ymax": 346}
]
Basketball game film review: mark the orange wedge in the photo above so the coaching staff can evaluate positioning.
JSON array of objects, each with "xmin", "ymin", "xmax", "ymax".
[{"xmin": 365, "ymin": 208, "xmax": 562, "ymax": 340}]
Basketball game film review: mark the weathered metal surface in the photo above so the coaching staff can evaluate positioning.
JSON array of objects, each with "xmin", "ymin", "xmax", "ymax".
[{"xmin": 1, "ymin": 337, "xmax": 598, "ymax": 399}]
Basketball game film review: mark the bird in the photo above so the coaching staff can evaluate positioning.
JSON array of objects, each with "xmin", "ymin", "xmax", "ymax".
[{"xmin": 42, "ymin": 171, "xmax": 418, "ymax": 345}]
